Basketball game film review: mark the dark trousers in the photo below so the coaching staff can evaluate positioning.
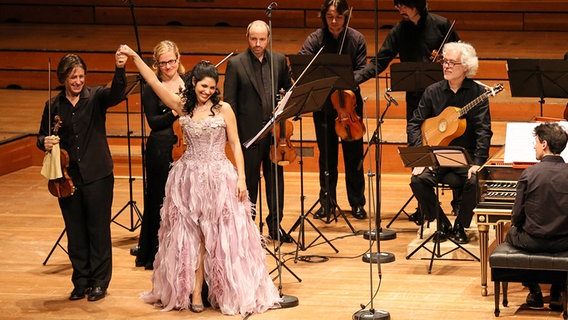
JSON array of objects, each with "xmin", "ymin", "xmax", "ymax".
[
  {"xmin": 59, "ymin": 174, "xmax": 114, "ymax": 289},
  {"xmin": 409, "ymin": 167, "xmax": 477, "ymax": 228},
  {"xmin": 313, "ymin": 107, "xmax": 365, "ymax": 210},
  {"xmin": 137, "ymin": 135, "xmax": 174, "ymax": 267},
  {"xmin": 242, "ymin": 134, "xmax": 284, "ymax": 234}
]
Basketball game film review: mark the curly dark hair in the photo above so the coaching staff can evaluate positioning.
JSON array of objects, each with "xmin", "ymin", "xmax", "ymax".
[
  {"xmin": 182, "ymin": 60, "xmax": 221, "ymax": 116},
  {"xmin": 534, "ymin": 122, "xmax": 568, "ymax": 155}
]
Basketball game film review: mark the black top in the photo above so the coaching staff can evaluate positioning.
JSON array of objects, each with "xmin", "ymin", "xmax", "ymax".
[
  {"xmin": 406, "ymin": 78, "xmax": 493, "ymax": 166},
  {"xmin": 511, "ymin": 155, "xmax": 568, "ymax": 238},
  {"xmin": 355, "ymin": 12, "xmax": 459, "ymax": 84},
  {"xmin": 37, "ymin": 67, "xmax": 126, "ymax": 184},
  {"xmin": 143, "ymin": 87, "xmax": 178, "ymax": 137}
]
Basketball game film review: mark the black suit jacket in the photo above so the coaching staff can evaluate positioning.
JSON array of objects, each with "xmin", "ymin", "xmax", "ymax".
[{"xmin": 223, "ymin": 49, "xmax": 293, "ymax": 143}]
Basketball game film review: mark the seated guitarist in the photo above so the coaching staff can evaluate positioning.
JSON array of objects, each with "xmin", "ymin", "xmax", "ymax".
[{"xmin": 406, "ymin": 42, "xmax": 493, "ymax": 244}]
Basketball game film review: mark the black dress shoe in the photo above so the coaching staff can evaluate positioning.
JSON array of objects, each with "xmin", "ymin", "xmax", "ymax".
[
  {"xmin": 130, "ymin": 245, "xmax": 139, "ymax": 256},
  {"xmin": 453, "ymin": 223, "xmax": 468, "ymax": 244},
  {"xmin": 526, "ymin": 291, "xmax": 544, "ymax": 308},
  {"xmin": 88, "ymin": 286, "xmax": 106, "ymax": 302},
  {"xmin": 69, "ymin": 287, "xmax": 88, "ymax": 300},
  {"xmin": 352, "ymin": 206, "xmax": 367, "ymax": 220},
  {"xmin": 269, "ymin": 229, "xmax": 294, "ymax": 244},
  {"xmin": 313, "ymin": 207, "xmax": 328, "ymax": 219},
  {"xmin": 408, "ymin": 208, "xmax": 424, "ymax": 225}
]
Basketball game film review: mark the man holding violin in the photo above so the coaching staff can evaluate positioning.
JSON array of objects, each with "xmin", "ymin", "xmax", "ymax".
[
  {"xmin": 355, "ymin": 0, "xmax": 461, "ymax": 223},
  {"xmin": 37, "ymin": 51, "xmax": 127, "ymax": 301},
  {"xmin": 224, "ymin": 20, "xmax": 294, "ymax": 243},
  {"xmin": 298, "ymin": 0, "xmax": 368, "ymax": 221}
]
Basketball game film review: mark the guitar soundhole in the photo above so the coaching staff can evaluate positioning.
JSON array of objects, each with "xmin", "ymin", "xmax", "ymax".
[{"xmin": 439, "ymin": 119, "xmax": 448, "ymax": 133}]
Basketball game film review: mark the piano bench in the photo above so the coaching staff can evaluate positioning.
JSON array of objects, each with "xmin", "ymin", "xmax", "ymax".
[{"xmin": 490, "ymin": 242, "xmax": 568, "ymax": 319}]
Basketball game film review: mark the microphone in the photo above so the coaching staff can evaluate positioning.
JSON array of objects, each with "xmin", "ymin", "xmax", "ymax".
[
  {"xmin": 384, "ymin": 89, "xmax": 399, "ymax": 106},
  {"xmin": 265, "ymin": 2, "xmax": 278, "ymax": 15}
]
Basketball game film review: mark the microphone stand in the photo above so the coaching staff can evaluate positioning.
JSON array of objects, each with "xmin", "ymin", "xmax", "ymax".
[
  {"xmin": 353, "ymin": 0, "xmax": 391, "ymax": 318},
  {"xmin": 266, "ymin": 1, "xmax": 298, "ymax": 309}
]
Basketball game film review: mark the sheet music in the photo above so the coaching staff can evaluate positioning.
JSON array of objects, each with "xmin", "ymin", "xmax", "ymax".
[{"xmin": 504, "ymin": 122, "xmax": 568, "ymax": 163}]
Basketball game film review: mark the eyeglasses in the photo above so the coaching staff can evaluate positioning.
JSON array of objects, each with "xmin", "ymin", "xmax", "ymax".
[
  {"xmin": 441, "ymin": 59, "xmax": 462, "ymax": 67},
  {"xmin": 156, "ymin": 59, "xmax": 178, "ymax": 68}
]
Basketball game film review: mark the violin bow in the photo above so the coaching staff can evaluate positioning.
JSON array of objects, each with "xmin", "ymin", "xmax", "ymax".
[
  {"xmin": 432, "ymin": 20, "xmax": 456, "ymax": 62},
  {"xmin": 47, "ymin": 58, "xmax": 52, "ymax": 137},
  {"xmin": 215, "ymin": 50, "xmax": 236, "ymax": 68},
  {"xmin": 338, "ymin": 6, "xmax": 354, "ymax": 55}
]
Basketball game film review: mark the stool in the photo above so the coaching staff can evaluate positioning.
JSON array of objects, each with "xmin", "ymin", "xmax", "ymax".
[{"xmin": 490, "ymin": 242, "xmax": 568, "ymax": 318}]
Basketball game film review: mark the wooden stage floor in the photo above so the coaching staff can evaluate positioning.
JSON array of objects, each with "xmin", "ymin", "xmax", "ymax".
[{"xmin": 0, "ymin": 167, "xmax": 561, "ymax": 319}]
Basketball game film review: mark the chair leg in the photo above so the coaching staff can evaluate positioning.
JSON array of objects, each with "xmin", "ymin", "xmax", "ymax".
[
  {"xmin": 494, "ymin": 280, "xmax": 500, "ymax": 317},
  {"xmin": 503, "ymin": 282, "xmax": 508, "ymax": 307}
]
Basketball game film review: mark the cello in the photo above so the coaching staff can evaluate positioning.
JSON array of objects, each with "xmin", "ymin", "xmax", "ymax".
[
  {"xmin": 329, "ymin": 6, "xmax": 366, "ymax": 141},
  {"xmin": 270, "ymin": 89, "xmax": 297, "ymax": 165}
]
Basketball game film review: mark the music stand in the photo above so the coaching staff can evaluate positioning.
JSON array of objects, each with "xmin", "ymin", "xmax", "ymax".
[
  {"xmin": 288, "ymin": 53, "xmax": 357, "ymax": 231},
  {"xmin": 507, "ymin": 58, "xmax": 568, "ymax": 116},
  {"xmin": 390, "ymin": 62, "xmax": 443, "ymax": 92},
  {"xmin": 401, "ymin": 146, "xmax": 479, "ymax": 274}
]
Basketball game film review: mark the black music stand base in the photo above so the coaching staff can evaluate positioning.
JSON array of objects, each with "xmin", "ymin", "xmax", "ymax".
[
  {"xmin": 362, "ymin": 252, "xmax": 396, "ymax": 264},
  {"xmin": 362, "ymin": 229, "xmax": 396, "ymax": 241},
  {"xmin": 279, "ymin": 294, "xmax": 300, "ymax": 309},
  {"xmin": 353, "ymin": 309, "xmax": 391, "ymax": 320}
]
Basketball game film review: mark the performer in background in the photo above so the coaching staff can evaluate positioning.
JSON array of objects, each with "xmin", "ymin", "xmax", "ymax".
[
  {"xmin": 134, "ymin": 40, "xmax": 185, "ymax": 270},
  {"xmin": 407, "ymin": 42, "xmax": 492, "ymax": 244},
  {"xmin": 505, "ymin": 122, "xmax": 568, "ymax": 310},
  {"xmin": 224, "ymin": 20, "xmax": 294, "ymax": 243},
  {"xmin": 298, "ymin": 0, "xmax": 367, "ymax": 220},
  {"xmin": 37, "ymin": 51, "xmax": 127, "ymax": 301},
  {"xmin": 118, "ymin": 45, "xmax": 280, "ymax": 316},
  {"xmin": 355, "ymin": 0, "xmax": 460, "ymax": 222}
]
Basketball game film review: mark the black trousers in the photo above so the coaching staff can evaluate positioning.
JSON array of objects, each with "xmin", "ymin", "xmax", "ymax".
[
  {"xmin": 59, "ymin": 174, "xmax": 113, "ymax": 290},
  {"xmin": 137, "ymin": 134, "xmax": 175, "ymax": 267},
  {"xmin": 242, "ymin": 134, "xmax": 284, "ymax": 235},
  {"xmin": 409, "ymin": 167, "xmax": 477, "ymax": 228},
  {"xmin": 312, "ymin": 106, "xmax": 365, "ymax": 210}
]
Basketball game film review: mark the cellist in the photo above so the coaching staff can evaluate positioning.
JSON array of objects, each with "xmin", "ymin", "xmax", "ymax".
[
  {"xmin": 36, "ymin": 51, "xmax": 127, "ymax": 301},
  {"xmin": 298, "ymin": 0, "xmax": 367, "ymax": 220}
]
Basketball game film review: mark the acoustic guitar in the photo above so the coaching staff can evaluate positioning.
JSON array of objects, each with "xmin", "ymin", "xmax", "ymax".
[{"xmin": 421, "ymin": 83, "xmax": 504, "ymax": 146}]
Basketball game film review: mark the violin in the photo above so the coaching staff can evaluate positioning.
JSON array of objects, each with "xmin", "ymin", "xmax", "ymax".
[
  {"xmin": 48, "ymin": 115, "xmax": 75, "ymax": 198},
  {"xmin": 270, "ymin": 89, "xmax": 296, "ymax": 165},
  {"xmin": 429, "ymin": 20, "xmax": 456, "ymax": 63},
  {"xmin": 330, "ymin": 6, "xmax": 365, "ymax": 141},
  {"xmin": 171, "ymin": 118, "xmax": 184, "ymax": 161},
  {"xmin": 330, "ymin": 89, "xmax": 366, "ymax": 141}
]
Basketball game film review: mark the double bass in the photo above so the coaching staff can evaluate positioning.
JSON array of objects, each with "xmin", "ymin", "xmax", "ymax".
[{"xmin": 330, "ymin": 6, "xmax": 365, "ymax": 141}]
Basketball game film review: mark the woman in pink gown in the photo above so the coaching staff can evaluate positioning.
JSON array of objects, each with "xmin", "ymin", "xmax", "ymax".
[{"xmin": 118, "ymin": 45, "xmax": 280, "ymax": 316}]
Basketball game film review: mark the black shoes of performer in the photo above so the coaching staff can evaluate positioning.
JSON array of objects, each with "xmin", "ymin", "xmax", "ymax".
[
  {"xmin": 351, "ymin": 205, "xmax": 367, "ymax": 220},
  {"xmin": 88, "ymin": 286, "xmax": 107, "ymax": 302},
  {"xmin": 408, "ymin": 209, "xmax": 423, "ymax": 226},
  {"xmin": 453, "ymin": 223, "xmax": 468, "ymax": 244},
  {"xmin": 130, "ymin": 245, "xmax": 139, "ymax": 256},
  {"xmin": 69, "ymin": 287, "xmax": 89, "ymax": 300},
  {"xmin": 434, "ymin": 220, "xmax": 453, "ymax": 242},
  {"xmin": 526, "ymin": 291, "xmax": 544, "ymax": 309},
  {"xmin": 314, "ymin": 207, "xmax": 329, "ymax": 220},
  {"xmin": 269, "ymin": 228, "xmax": 293, "ymax": 244},
  {"xmin": 549, "ymin": 285, "xmax": 563, "ymax": 311}
]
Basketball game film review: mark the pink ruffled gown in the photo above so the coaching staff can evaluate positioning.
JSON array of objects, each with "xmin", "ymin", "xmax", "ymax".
[{"xmin": 143, "ymin": 115, "xmax": 280, "ymax": 316}]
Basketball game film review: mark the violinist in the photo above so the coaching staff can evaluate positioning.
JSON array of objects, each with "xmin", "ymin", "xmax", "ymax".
[
  {"xmin": 36, "ymin": 51, "xmax": 127, "ymax": 301},
  {"xmin": 133, "ymin": 40, "xmax": 185, "ymax": 270},
  {"xmin": 298, "ymin": 0, "xmax": 367, "ymax": 220},
  {"xmin": 223, "ymin": 20, "xmax": 294, "ymax": 243},
  {"xmin": 354, "ymin": 0, "xmax": 460, "ymax": 223}
]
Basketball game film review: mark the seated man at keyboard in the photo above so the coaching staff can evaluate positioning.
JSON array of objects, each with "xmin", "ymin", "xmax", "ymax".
[{"xmin": 505, "ymin": 122, "xmax": 568, "ymax": 310}]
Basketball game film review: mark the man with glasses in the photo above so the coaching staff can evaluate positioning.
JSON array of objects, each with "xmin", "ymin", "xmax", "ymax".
[
  {"xmin": 406, "ymin": 42, "xmax": 492, "ymax": 244},
  {"xmin": 355, "ymin": 0, "xmax": 460, "ymax": 224}
]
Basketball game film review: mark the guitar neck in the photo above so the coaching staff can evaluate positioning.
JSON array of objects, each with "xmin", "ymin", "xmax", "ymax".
[{"xmin": 458, "ymin": 92, "xmax": 491, "ymax": 117}]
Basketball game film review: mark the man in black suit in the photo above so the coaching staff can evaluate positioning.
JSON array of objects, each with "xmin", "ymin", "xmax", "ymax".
[{"xmin": 224, "ymin": 20, "xmax": 293, "ymax": 243}]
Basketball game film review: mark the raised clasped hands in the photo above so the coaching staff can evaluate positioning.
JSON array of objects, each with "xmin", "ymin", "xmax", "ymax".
[{"xmin": 115, "ymin": 45, "xmax": 129, "ymax": 68}]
